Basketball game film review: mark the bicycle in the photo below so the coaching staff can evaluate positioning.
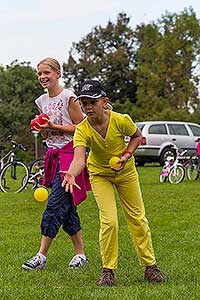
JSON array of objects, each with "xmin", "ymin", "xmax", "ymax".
[
  {"xmin": 160, "ymin": 149, "xmax": 188, "ymax": 184},
  {"xmin": 186, "ymin": 153, "xmax": 199, "ymax": 181},
  {"xmin": 25, "ymin": 158, "xmax": 44, "ymax": 189},
  {"xmin": 172, "ymin": 151, "xmax": 199, "ymax": 182},
  {"xmin": 0, "ymin": 138, "xmax": 29, "ymax": 193},
  {"xmin": 0, "ymin": 135, "xmax": 13, "ymax": 169},
  {"xmin": 22, "ymin": 139, "xmax": 46, "ymax": 190},
  {"xmin": 168, "ymin": 151, "xmax": 186, "ymax": 184},
  {"xmin": 159, "ymin": 156, "xmax": 174, "ymax": 183}
]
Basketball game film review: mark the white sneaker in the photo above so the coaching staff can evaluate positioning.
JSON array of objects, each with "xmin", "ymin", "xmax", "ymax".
[
  {"xmin": 68, "ymin": 254, "xmax": 88, "ymax": 268},
  {"xmin": 22, "ymin": 254, "xmax": 46, "ymax": 270}
]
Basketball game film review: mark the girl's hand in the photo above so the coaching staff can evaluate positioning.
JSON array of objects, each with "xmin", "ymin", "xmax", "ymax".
[
  {"xmin": 60, "ymin": 170, "xmax": 81, "ymax": 193},
  {"xmin": 110, "ymin": 161, "xmax": 124, "ymax": 172},
  {"xmin": 110, "ymin": 153, "xmax": 131, "ymax": 171},
  {"xmin": 31, "ymin": 119, "xmax": 42, "ymax": 131},
  {"xmin": 38, "ymin": 118, "xmax": 54, "ymax": 129},
  {"xmin": 31, "ymin": 116, "xmax": 51, "ymax": 130}
]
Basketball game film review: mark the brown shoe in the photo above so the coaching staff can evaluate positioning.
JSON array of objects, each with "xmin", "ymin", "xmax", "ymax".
[
  {"xmin": 98, "ymin": 268, "xmax": 115, "ymax": 286},
  {"xmin": 144, "ymin": 265, "xmax": 163, "ymax": 282}
]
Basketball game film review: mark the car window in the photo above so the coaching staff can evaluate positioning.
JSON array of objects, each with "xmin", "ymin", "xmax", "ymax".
[
  {"xmin": 167, "ymin": 124, "xmax": 189, "ymax": 136},
  {"xmin": 136, "ymin": 123, "xmax": 145, "ymax": 132},
  {"xmin": 188, "ymin": 124, "xmax": 200, "ymax": 136},
  {"xmin": 148, "ymin": 124, "xmax": 167, "ymax": 134}
]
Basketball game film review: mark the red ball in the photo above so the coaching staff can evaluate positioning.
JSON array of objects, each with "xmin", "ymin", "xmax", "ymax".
[
  {"xmin": 30, "ymin": 118, "xmax": 40, "ymax": 130},
  {"xmin": 38, "ymin": 113, "xmax": 49, "ymax": 125}
]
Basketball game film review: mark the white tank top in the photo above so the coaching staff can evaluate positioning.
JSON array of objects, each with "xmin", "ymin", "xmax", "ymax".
[{"xmin": 35, "ymin": 89, "xmax": 76, "ymax": 149}]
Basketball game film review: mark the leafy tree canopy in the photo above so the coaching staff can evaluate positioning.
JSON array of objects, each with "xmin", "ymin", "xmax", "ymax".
[
  {"xmin": 1, "ymin": 8, "xmax": 200, "ymax": 156},
  {"xmin": 135, "ymin": 7, "xmax": 200, "ymax": 121},
  {"xmin": 0, "ymin": 60, "xmax": 44, "ymax": 160},
  {"xmin": 63, "ymin": 13, "xmax": 137, "ymax": 104}
]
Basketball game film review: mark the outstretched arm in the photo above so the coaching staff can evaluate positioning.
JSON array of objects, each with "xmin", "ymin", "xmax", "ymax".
[{"xmin": 60, "ymin": 145, "xmax": 86, "ymax": 193}]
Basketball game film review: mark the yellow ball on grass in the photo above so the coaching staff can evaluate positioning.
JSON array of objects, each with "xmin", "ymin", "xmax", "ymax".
[{"xmin": 34, "ymin": 187, "xmax": 48, "ymax": 202}]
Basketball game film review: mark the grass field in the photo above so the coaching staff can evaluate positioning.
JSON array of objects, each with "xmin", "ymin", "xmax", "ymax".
[{"xmin": 0, "ymin": 166, "xmax": 200, "ymax": 300}]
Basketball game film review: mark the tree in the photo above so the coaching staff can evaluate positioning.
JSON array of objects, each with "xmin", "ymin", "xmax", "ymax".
[
  {"xmin": 63, "ymin": 13, "xmax": 137, "ymax": 104},
  {"xmin": 0, "ymin": 60, "xmax": 44, "ymax": 159},
  {"xmin": 135, "ymin": 7, "xmax": 200, "ymax": 121}
]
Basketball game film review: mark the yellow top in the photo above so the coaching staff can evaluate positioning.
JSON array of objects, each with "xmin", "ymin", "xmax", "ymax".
[{"xmin": 74, "ymin": 111, "xmax": 137, "ymax": 174}]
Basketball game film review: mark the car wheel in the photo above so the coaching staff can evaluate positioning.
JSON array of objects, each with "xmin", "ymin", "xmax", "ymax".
[{"xmin": 159, "ymin": 147, "xmax": 176, "ymax": 166}]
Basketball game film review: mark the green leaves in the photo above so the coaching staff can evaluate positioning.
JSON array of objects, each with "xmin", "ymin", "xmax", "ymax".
[
  {"xmin": 63, "ymin": 13, "xmax": 137, "ymax": 105},
  {"xmin": 63, "ymin": 9, "xmax": 200, "ymax": 123},
  {"xmin": 0, "ymin": 61, "xmax": 43, "ymax": 157},
  {"xmin": 1, "ymin": 8, "xmax": 200, "ymax": 145},
  {"xmin": 136, "ymin": 8, "xmax": 200, "ymax": 120}
]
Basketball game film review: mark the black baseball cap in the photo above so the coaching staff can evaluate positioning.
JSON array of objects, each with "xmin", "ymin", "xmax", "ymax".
[{"xmin": 76, "ymin": 80, "xmax": 107, "ymax": 100}]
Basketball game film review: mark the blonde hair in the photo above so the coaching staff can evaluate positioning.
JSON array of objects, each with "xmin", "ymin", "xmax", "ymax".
[{"xmin": 37, "ymin": 58, "xmax": 61, "ymax": 72}]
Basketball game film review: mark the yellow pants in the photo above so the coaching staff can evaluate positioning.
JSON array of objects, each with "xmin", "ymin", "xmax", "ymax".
[{"xmin": 90, "ymin": 166, "xmax": 156, "ymax": 269}]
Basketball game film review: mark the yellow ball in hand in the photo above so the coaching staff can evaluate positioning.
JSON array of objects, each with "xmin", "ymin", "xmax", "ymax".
[
  {"xmin": 109, "ymin": 156, "xmax": 121, "ymax": 169},
  {"xmin": 34, "ymin": 187, "xmax": 48, "ymax": 202}
]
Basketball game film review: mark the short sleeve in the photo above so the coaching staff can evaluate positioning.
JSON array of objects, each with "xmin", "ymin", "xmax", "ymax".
[
  {"xmin": 35, "ymin": 95, "xmax": 43, "ymax": 111},
  {"xmin": 66, "ymin": 89, "xmax": 77, "ymax": 100},
  {"xmin": 119, "ymin": 114, "xmax": 137, "ymax": 137},
  {"xmin": 73, "ymin": 125, "xmax": 87, "ymax": 148}
]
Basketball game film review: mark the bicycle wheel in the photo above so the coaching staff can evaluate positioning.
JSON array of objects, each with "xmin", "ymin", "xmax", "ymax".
[
  {"xmin": 159, "ymin": 168, "xmax": 169, "ymax": 183},
  {"xmin": 168, "ymin": 165, "xmax": 185, "ymax": 184},
  {"xmin": 186, "ymin": 162, "xmax": 199, "ymax": 181},
  {"xmin": 28, "ymin": 158, "xmax": 44, "ymax": 189},
  {"xmin": 159, "ymin": 174, "xmax": 168, "ymax": 183},
  {"xmin": 0, "ymin": 161, "xmax": 29, "ymax": 193},
  {"xmin": 29, "ymin": 158, "xmax": 44, "ymax": 173}
]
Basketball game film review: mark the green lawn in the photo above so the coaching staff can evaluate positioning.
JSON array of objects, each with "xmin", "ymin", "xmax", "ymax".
[{"xmin": 0, "ymin": 166, "xmax": 200, "ymax": 300}]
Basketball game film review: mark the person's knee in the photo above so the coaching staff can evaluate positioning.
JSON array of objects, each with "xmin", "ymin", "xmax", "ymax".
[
  {"xmin": 41, "ymin": 222, "xmax": 58, "ymax": 238},
  {"xmin": 102, "ymin": 218, "xmax": 118, "ymax": 232},
  {"xmin": 41, "ymin": 211, "xmax": 61, "ymax": 237},
  {"xmin": 63, "ymin": 225, "xmax": 82, "ymax": 236},
  {"xmin": 128, "ymin": 206, "xmax": 145, "ymax": 219},
  {"xmin": 62, "ymin": 210, "xmax": 82, "ymax": 236}
]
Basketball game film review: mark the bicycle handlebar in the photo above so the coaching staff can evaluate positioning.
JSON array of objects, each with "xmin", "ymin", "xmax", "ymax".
[
  {"xmin": 19, "ymin": 144, "xmax": 27, "ymax": 151},
  {"xmin": 6, "ymin": 135, "xmax": 12, "ymax": 141},
  {"xmin": 10, "ymin": 140, "xmax": 27, "ymax": 151}
]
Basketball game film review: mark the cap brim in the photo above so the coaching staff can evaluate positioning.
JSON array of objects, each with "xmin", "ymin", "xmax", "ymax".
[{"xmin": 75, "ymin": 93, "xmax": 103, "ymax": 101}]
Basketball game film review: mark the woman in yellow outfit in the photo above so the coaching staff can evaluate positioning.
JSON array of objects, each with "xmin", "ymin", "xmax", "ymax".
[{"xmin": 61, "ymin": 80, "xmax": 163, "ymax": 286}]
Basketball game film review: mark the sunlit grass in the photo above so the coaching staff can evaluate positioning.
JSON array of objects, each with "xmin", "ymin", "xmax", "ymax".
[{"xmin": 0, "ymin": 166, "xmax": 200, "ymax": 300}]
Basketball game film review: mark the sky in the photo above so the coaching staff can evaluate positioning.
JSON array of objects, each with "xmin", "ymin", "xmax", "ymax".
[{"xmin": 1, "ymin": 0, "xmax": 200, "ymax": 69}]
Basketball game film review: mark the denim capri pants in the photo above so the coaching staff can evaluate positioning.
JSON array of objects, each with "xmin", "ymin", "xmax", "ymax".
[{"xmin": 41, "ymin": 167, "xmax": 82, "ymax": 238}]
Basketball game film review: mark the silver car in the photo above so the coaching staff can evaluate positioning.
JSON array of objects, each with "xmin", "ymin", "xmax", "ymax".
[{"xmin": 133, "ymin": 121, "xmax": 200, "ymax": 166}]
